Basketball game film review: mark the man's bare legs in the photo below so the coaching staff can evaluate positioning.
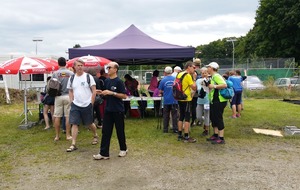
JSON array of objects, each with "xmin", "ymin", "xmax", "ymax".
[{"xmin": 54, "ymin": 116, "xmax": 72, "ymax": 141}]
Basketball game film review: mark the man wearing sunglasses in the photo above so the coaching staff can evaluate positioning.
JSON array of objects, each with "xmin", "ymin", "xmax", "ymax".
[
  {"xmin": 176, "ymin": 61, "xmax": 197, "ymax": 143},
  {"xmin": 93, "ymin": 62, "xmax": 128, "ymax": 160}
]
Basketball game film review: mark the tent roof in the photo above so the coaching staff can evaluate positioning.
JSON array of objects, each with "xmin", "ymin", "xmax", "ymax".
[{"xmin": 68, "ymin": 24, "xmax": 195, "ymax": 65}]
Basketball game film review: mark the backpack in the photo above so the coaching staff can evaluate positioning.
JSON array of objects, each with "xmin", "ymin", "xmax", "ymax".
[
  {"xmin": 212, "ymin": 77, "xmax": 234, "ymax": 99},
  {"xmin": 220, "ymin": 80, "xmax": 234, "ymax": 99},
  {"xmin": 172, "ymin": 73, "xmax": 188, "ymax": 100},
  {"xmin": 47, "ymin": 78, "xmax": 62, "ymax": 97}
]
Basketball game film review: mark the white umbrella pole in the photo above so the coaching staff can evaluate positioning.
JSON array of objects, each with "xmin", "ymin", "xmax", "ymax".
[
  {"xmin": 3, "ymin": 75, "xmax": 11, "ymax": 104},
  {"xmin": 23, "ymin": 80, "xmax": 28, "ymax": 125}
]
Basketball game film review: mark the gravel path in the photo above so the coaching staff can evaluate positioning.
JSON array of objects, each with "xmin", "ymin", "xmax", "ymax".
[{"xmin": 3, "ymin": 139, "xmax": 300, "ymax": 190}]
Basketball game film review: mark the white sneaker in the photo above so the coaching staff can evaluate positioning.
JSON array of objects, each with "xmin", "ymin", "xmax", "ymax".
[
  {"xmin": 118, "ymin": 149, "xmax": 128, "ymax": 157},
  {"xmin": 93, "ymin": 154, "xmax": 109, "ymax": 160}
]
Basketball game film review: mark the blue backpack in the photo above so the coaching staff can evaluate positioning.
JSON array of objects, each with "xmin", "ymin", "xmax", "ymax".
[
  {"xmin": 212, "ymin": 77, "xmax": 234, "ymax": 99},
  {"xmin": 220, "ymin": 80, "xmax": 234, "ymax": 99}
]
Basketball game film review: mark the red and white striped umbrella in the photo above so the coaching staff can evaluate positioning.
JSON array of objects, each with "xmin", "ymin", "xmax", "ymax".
[
  {"xmin": 67, "ymin": 55, "xmax": 111, "ymax": 68},
  {"xmin": 0, "ymin": 56, "xmax": 58, "ymax": 75},
  {"xmin": 43, "ymin": 58, "xmax": 59, "ymax": 71}
]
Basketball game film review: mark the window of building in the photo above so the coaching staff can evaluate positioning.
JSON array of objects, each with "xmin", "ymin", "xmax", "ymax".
[
  {"xmin": 32, "ymin": 74, "xmax": 44, "ymax": 81},
  {"xmin": 19, "ymin": 74, "xmax": 44, "ymax": 81}
]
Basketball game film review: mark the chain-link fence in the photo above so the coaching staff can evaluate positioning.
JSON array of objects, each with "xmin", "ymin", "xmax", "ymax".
[
  {"xmin": 1, "ymin": 54, "xmax": 298, "ymax": 87},
  {"xmin": 117, "ymin": 58, "xmax": 298, "ymax": 84}
]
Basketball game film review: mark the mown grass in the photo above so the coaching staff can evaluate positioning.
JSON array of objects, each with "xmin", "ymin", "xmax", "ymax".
[{"xmin": 1, "ymin": 97, "xmax": 300, "ymax": 184}]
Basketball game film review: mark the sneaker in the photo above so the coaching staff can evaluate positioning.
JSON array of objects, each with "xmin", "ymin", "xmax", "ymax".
[
  {"xmin": 211, "ymin": 138, "xmax": 225, "ymax": 144},
  {"xmin": 231, "ymin": 115, "xmax": 237, "ymax": 119},
  {"xmin": 177, "ymin": 135, "xmax": 183, "ymax": 141},
  {"xmin": 93, "ymin": 154, "xmax": 110, "ymax": 160},
  {"xmin": 206, "ymin": 135, "xmax": 218, "ymax": 141},
  {"xmin": 173, "ymin": 129, "xmax": 178, "ymax": 133},
  {"xmin": 196, "ymin": 121, "xmax": 202, "ymax": 126},
  {"xmin": 118, "ymin": 150, "xmax": 128, "ymax": 157},
  {"xmin": 236, "ymin": 114, "xmax": 241, "ymax": 118},
  {"xmin": 201, "ymin": 130, "xmax": 209, "ymax": 136},
  {"xmin": 183, "ymin": 137, "xmax": 197, "ymax": 143}
]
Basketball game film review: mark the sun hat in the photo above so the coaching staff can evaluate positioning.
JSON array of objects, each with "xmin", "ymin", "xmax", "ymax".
[
  {"xmin": 164, "ymin": 66, "xmax": 173, "ymax": 74},
  {"xmin": 174, "ymin": 66, "xmax": 182, "ymax": 71},
  {"xmin": 193, "ymin": 58, "xmax": 201, "ymax": 66},
  {"xmin": 206, "ymin": 62, "xmax": 219, "ymax": 69}
]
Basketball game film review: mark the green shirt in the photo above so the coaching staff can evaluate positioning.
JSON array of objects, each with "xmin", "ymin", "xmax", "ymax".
[{"xmin": 209, "ymin": 73, "xmax": 227, "ymax": 103}]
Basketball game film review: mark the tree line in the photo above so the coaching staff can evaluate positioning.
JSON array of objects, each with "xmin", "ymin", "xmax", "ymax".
[{"xmin": 196, "ymin": 0, "xmax": 300, "ymax": 67}]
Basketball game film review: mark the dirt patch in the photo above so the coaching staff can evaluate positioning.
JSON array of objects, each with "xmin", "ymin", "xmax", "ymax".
[{"xmin": 2, "ymin": 140, "xmax": 300, "ymax": 190}]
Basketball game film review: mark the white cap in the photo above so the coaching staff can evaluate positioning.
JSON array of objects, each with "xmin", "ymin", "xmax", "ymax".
[
  {"xmin": 206, "ymin": 62, "xmax": 219, "ymax": 69},
  {"xmin": 164, "ymin": 66, "xmax": 173, "ymax": 74},
  {"xmin": 174, "ymin": 66, "xmax": 182, "ymax": 71}
]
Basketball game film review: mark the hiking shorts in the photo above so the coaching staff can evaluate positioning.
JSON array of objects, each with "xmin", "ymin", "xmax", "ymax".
[
  {"xmin": 69, "ymin": 102, "xmax": 93, "ymax": 126},
  {"xmin": 178, "ymin": 101, "xmax": 191, "ymax": 122},
  {"xmin": 53, "ymin": 95, "xmax": 71, "ymax": 117}
]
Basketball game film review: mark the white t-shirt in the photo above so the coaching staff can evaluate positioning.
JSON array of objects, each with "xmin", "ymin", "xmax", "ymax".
[{"xmin": 67, "ymin": 72, "xmax": 96, "ymax": 107}]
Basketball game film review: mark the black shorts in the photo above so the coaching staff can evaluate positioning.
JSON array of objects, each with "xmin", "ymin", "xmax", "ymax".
[
  {"xmin": 43, "ymin": 95, "xmax": 55, "ymax": 106},
  {"xmin": 178, "ymin": 101, "xmax": 191, "ymax": 122}
]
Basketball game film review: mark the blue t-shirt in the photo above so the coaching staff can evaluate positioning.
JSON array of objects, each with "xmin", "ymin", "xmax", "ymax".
[
  {"xmin": 104, "ymin": 77, "xmax": 126, "ymax": 112},
  {"xmin": 158, "ymin": 75, "xmax": 177, "ymax": 105},
  {"xmin": 228, "ymin": 75, "xmax": 243, "ymax": 92}
]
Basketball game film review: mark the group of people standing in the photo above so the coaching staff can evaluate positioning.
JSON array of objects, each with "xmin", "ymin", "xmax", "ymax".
[
  {"xmin": 43, "ymin": 57, "xmax": 128, "ymax": 160},
  {"xmin": 42, "ymin": 57, "xmax": 246, "ymax": 160},
  {"xmin": 156, "ymin": 59, "xmax": 234, "ymax": 144}
]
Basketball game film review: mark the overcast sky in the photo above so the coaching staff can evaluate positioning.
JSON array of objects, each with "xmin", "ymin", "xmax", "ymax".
[{"xmin": 0, "ymin": 0, "xmax": 259, "ymax": 58}]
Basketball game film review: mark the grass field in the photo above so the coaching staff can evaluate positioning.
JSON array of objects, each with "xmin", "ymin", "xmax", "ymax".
[{"xmin": 1, "ymin": 98, "xmax": 300, "ymax": 189}]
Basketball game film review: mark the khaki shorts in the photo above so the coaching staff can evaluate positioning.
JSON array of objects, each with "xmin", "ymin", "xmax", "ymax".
[{"xmin": 54, "ymin": 95, "xmax": 71, "ymax": 117}]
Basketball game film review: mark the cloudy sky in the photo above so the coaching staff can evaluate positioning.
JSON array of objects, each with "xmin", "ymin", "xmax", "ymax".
[{"xmin": 0, "ymin": 0, "xmax": 259, "ymax": 58}]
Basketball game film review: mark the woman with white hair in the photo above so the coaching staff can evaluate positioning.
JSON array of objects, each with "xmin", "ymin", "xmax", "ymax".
[
  {"xmin": 196, "ymin": 67, "xmax": 210, "ymax": 136},
  {"xmin": 172, "ymin": 66, "xmax": 182, "ymax": 77}
]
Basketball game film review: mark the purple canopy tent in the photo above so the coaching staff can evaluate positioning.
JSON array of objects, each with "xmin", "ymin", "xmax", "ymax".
[{"xmin": 68, "ymin": 24, "xmax": 195, "ymax": 65}]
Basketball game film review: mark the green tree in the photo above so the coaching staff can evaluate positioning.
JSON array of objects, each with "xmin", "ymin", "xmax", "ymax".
[
  {"xmin": 244, "ymin": 0, "xmax": 300, "ymax": 63},
  {"xmin": 73, "ymin": 44, "xmax": 81, "ymax": 48}
]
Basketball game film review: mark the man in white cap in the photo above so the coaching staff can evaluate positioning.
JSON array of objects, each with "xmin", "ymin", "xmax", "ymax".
[
  {"xmin": 158, "ymin": 66, "xmax": 178, "ymax": 133},
  {"xmin": 172, "ymin": 66, "xmax": 182, "ymax": 77}
]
